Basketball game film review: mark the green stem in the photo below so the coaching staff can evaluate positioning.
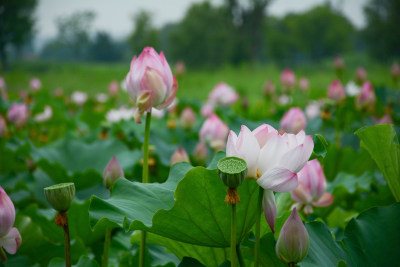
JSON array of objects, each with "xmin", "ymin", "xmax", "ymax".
[
  {"xmin": 231, "ymin": 203, "xmax": 237, "ymax": 267},
  {"xmin": 0, "ymin": 246, "xmax": 7, "ymax": 263},
  {"xmin": 254, "ymin": 187, "xmax": 264, "ymax": 267},
  {"xmin": 236, "ymin": 244, "xmax": 245, "ymax": 267},
  {"xmin": 289, "ymin": 263, "xmax": 296, "ymax": 267},
  {"xmin": 139, "ymin": 111, "xmax": 152, "ymax": 267},
  {"xmin": 62, "ymin": 214, "xmax": 71, "ymax": 267},
  {"xmin": 102, "ymin": 227, "xmax": 112, "ymax": 267}
]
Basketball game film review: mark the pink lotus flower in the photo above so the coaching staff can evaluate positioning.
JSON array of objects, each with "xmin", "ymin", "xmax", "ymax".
[
  {"xmin": 375, "ymin": 114, "xmax": 393, "ymax": 125},
  {"xmin": 305, "ymin": 102, "xmax": 320, "ymax": 120},
  {"xmin": 0, "ymin": 115, "xmax": 8, "ymax": 137},
  {"xmin": 391, "ymin": 62, "xmax": 400, "ymax": 80},
  {"xmin": 199, "ymin": 114, "xmax": 229, "ymax": 151},
  {"xmin": 29, "ymin": 77, "xmax": 42, "ymax": 91},
  {"xmin": 355, "ymin": 67, "xmax": 367, "ymax": 84},
  {"xmin": 0, "ymin": 186, "xmax": 22, "ymax": 255},
  {"xmin": 208, "ymin": 82, "xmax": 238, "ymax": 106},
  {"xmin": 280, "ymin": 69, "xmax": 296, "ymax": 92},
  {"xmin": 174, "ymin": 61, "xmax": 186, "ymax": 77},
  {"xmin": 280, "ymin": 107, "xmax": 307, "ymax": 134},
  {"xmin": 327, "ymin": 79, "xmax": 346, "ymax": 102},
  {"xmin": 291, "ymin": 159, "xmax": 334, "ymax": 214},
  {"xmin": 108, "ymin": 81, "xmax": 119, "ymax": 97},
  {"xmin": 356, "ymin": 81, "xmax": 376, "ymax": 109},
  {"xmin": 0, "ymin": 77, "xmax": 7, "ymax": 100},
  {"xmin": 7, "ymin": 103, "xmax": 30, "ymax": 128},
  {"xmin": 333, "ymin": 56, "xmax": 345, "ymax": 71},
  {"xmin": 170, "ymin": 147, "xmax": 190, "ymax": 166},
  {"xmin": 262, "ymin": 80, "xmax": 275, "ymax": 96},
  {"xmin": 299, "ymin": 77, "xmax": 309, "ymax": 91},
  {"xmin": 103, "ymin": 155, "xmax": 124, "ymax": 190},
  {"xmin": 200, "ymin": 102, "xmax": 214, "ymax": 118},
  {"xmin": 126, "ymin": 47, "xmax": 177, "ymax": 123},
  {"xmin": 180, "ymin": 107, "xmax": 196, "ymax": 130}
]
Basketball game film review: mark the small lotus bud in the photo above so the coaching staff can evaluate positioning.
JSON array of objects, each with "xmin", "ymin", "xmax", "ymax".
[
  {"xmin": 103, "ymin": 155, "xmax": 124, "ymax": 190},
  {"xmin": 174, "ymin": 61, "xmax": 186, "ymax": 77},
  {"xmin": 44, "ymin": 183, "xmax": 75, "ymax": 212},
  {"xmin": 193, "ymin": 142, "xmax": 207, "ymax": 165},
  {"xmin": 391, "ymin": 62, "xmax": 400, "ymax": 81},
  {"xmin": 280, "ymin": 69, "xmax": 296, "ymax": 93},
  {"xmin": 0, "ymin": 115, "xmax": 8, "ymax": 137},
  {"xmin": 170, "ymin": 147, "xmax": 190, "ymax": 166},
  {"xmin": 180, "ymin": 107, "xmax": 196, "ymax": 130},
  {"xmin": 108, "ymin": 81, "xmax": 119, "ymax": 97},
  {"xmin": 276, "ymin": 208, "xmax": 309, "ymax": 265},
  {"xmin": 262, "ymin": 80, "xmax": 275, "ymax": 97},
  {"xmin": 30, "ymin": 77, "xmax": 42, "ymax": 91},
  {"xmin": 299, "ymin": 77, "xmax": 309, "ymax": 91},
  {"xmin": 355, "ymin": 66, "xmax": 367, "ymax": 84},
  {"xmin": 217, "ymin": 157, "xmax": 247, "ymax": 188},
  {"xmin": 333, "ymin": 56, "xmax": 345, "ymax": 72}
]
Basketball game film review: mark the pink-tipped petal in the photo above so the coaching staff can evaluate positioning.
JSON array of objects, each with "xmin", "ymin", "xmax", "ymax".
[
  {"xmin": 280, "ymin": 135, "xmax": 314, "ymax": 173},
  {"xmin": 253, "ymin": 124, "xmax": 277, "ymax": 148},
  {"xmin": 313, "ymin": 192, "xmax": 334, "ymax": 207},
  {"xmin": 236, "ymin": 125, "xmax": 260, "ymax": 178},
  {"xmin": 257, "ymin": 167, "xmax": 298, "ymax": 192},
  {"xmin": 257, "ymin": 133, "xmax": 286, "ymax": 175},
  {"xmin": 0, "ymin": 228, "xmax": 21, "ymax": 254},
  {"xmin": 226, "ymin": 130, "xmax": 239, "ymax": 157},
  {"xmin": 158, "ymin": 76, "xmax": 178, "ymax": 109},
  {"xmin": 262, "ymin": 189, "xmax": 277, "ymax": 233}
]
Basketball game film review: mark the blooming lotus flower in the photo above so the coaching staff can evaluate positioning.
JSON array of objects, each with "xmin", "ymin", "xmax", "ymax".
[
  {"xmin": 103, "ymin": 155, "xmax": 124, "ymax": 190},
  {"xmin": 170, "ymin": 147, "xmax": 190, "ymax": 166},
  {"xmin": 345, "ymin": 81, "xmax": 361, "ymax": 97},
  {"xmin": 180, "ymin": 107, "xmax": 196, "ymax": 130},
  {"xmin": 30, "ymin": 78, "xmax": 42, "ymax": 91},
  {"xmin": 291, "ymin": 159, "xmax": 334, "ymax": 214},
  {"xmin": 333, "ymin": 56, "xmax": 345, "ymax": 72},
  {"xmin": 108, "ymin": 81, "xmax": 119, "ymax": 96},
  {"xmin": 355, "ymin": 66, "xmax": 367, "ymax": 84},
  {"xmin": 391, "ymin": 62, "xmax": 400, "ymax": 80},
  {"xmin": 208, "ymin": 82, "xmax": 238, "ymax": 106},
  {"xmin": 280, "ymin": 107, "xmax": 307, "ymax": 134},
  {"xmin": 0, "ymin": 115, "xmax": 8, "ymax": 137},
  {"xmin": 280, "ymin": 69, "xmax": 296, "ymax": 92},
  {"xmin": 200, "ymin": 102, "xmax": 214, "ymax": 117},
  {"xmin": 305, "ymin": 102, "xmax": 320, "ymax": 120},
  {"xmin": 0, "ymin": 186, "xmax": 22, "ymax": 255},
  {"xmin": 34, "ymin": 105, "xmax": 53, "ymax": 123},
  {"xmin": 71, "ymin": 91, "xmax": 88, "ymax": 106},
  {"xmin": 262, "ymin": 80, "xmax": 275, "ymax": 97},
  {"xmin": 356, "ymin": 81, "xmax": 375, "ymax": 109},
  {"xmin": 276, "ymin": 208, "xmax": 309, "ymax": 264},
  {"xmin": 7, "ymin": 103, "xmax": 30, "ymax": 128},
  {"xmin": 199, "ymin": 114, "xmax": 229, "ymax": 151},
  {"xmin": 126, "ymin": 47, "xmax": 177, "ymax": 123},
  {"xmin": 299, "ymin": 77, "xmax": 309, "ymax": 91},
  {"xmin": 327, "ymin": 79, "xmax": 346, "ymax": 102}
]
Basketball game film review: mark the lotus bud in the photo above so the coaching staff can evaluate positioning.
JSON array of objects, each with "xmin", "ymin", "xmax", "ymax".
[
  {"xmin": 0, "ymin": 77, "xmax": 5, "ymax": 90},
  {"xmin": 0, "ymin": 115, "xmax": 8, "ymax": 137},
  {"xmin": 103, "ymin": 155, "xmax": 124, "ymax": 190},
  {"xmin": 280, "ymin": 107, "xmax": 307, "ymax": 134},
  {"xmin": 276, "ymin": 208, "xmax": 309, "ymax": 265},
  {"xmin": 391, "ymin": 62, "xmax": 400, "ymax": 81},
  {"xmin": 327, "ymin": 79, "xmax": 346, "ymax": 102},
  {"xmin": 376, "ymin": 114, "xmax": 393, "ymax": 125},
  {"xmin": 208, "ymin": 82, "xmax": 238, "ymax": 106},
  {"xmin": 356, "ymin": 81, "xmax": 376, "ymax": 110},
  {"xmin": 193, "ymin": 142, "xmax": 207, "ymax": 165},
  {"xmin": 170, "ymin": 147, "xmax": 190, "ymax": 166},
  {"xmin": 200, "ymin": 102, "xmax": 214, "ymax": 117},
  {"xmin": 333, "ymin": 56, "xmax": 345, "ymax": 71},
  {"xmin": 262, "ymin": 80, "xmax": 275, "ymax": 97},
  {"xmin": 305, "ymin": 102, "xmax": 320, "ymax": 120},
  {"xmin": 355, "ymin": 66, "xmax": 367, "ymax": 84},
  {"xmin": 174, "ymin": 60, "xmax": 186, "ymax": 77},
  {"xmin": 180, "ymin": 107, "xmax": 196, "ymax": 130},
  {"xmin": 30, "ymin": 77, "xmax": 42, "ymax": 91},
  {"xmin": 299, "ymin": 77, "xmax": 309, "ymax": 91},
  {"xmin": 71, "ymin": 91, "xmax": 88, "ymax": 106},
  {"xmin": 199, "ymin": 114, "xmax": 229, "ymax": 151},
  {"xmin": 217, "ymin": 157, "xmax": 247, "ymax": 204},
  {"xmin": 108, "ymin": 81, "xmax": 119, "ymax": 97},
  {"xmin": 7, "ymin": 103, "xmax": 30, "ymax": 128},
  {"xmin": 44, "ymin": 183, "xmax": 75, "ymax": 212},
  {"xmin": 280, "ymin": 69, "xmax": 296, "ymax": 93},
  {"xmin": 19, "ymin": 90, "xmax": 28, "ymax": 100},
  {"xmin": 54, "ymin": 88, "xmax": 64, "ymax": 98}
]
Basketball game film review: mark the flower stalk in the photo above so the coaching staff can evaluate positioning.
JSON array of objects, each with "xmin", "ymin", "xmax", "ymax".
[
  {"xmin": 231, "ymin": 203, "xmax": 237, "ymax": 267},
  {"xmin": 102, "ymin": 227, "xmax": 112, "ymax": 267},
  {"xmin": 254, "ymin": 187, "xmax": 264, "ymax": 267},
  {"xmin": 55, "ymin": 211, "xmax": 71, "ymax": 267},
  {"xmin": 0, "ymin": 246, "xmax": 7, "ymax": 263}
]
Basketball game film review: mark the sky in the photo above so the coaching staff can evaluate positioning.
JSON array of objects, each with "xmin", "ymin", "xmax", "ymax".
[{"xmin": 35, "ymin": 0, "xmax": 368, "ymax": 42}]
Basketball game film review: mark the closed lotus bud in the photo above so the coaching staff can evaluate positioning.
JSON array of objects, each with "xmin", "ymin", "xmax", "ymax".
[
  {"xmin": 217, "ymin": 157, "xmax": 247, "ymax": 188},
  {"xmin": 0, "ymin": 76, "xmax": 5, "ymax": 90},
  {"xmin": 201, "ymin": 102, "xmax": 214, "ymax": 117},
  {"xmin": 355, "ymin": 66, "xmax": 367, "ymax": 84},
  {"xmin": 71, "ymin": 91, "xmax": 88, "ymax": 106},
  {"xmin": 280, "ymin": 69, "xmax": 296, "ymax": 93},
  {"xmin": 305, "ymin": 102, "xmax": 320, "ymax": 120},
  {"xmin": 356, "ymin": 81, "xmax": 375, "ymax": 109},
  {"xmin": 376, "ymin": 114, "xmax": 393, "ymax": 125},
  {"xmin": 108, "ymin": 81, "xmax": 119, "ymax": 97},
  {"xmin": 30, "ymin": 77, "xmax": 42, "ymax": 91},
  {"xmin": 193, "ymin": 142, "xmax": 207, "ymax": 165},
  {"xmin": 280, "ymin": 107, "xmax": 307, "ymax": 134},
  {"xmin": 7, "ymin": 103, "xmax": 30, "ymax": 128},
  {"xmin": 333, "ymin": 56, "xmax": 345, "ymax": 72},
  {"xmin": 276, "ymin": 208, "xmax": 309, "ymax": 264},
  {"xmin": 299, "ymin": 77, "xmax": 309, "ymax": 91},
  {"xmin": 44, "ymin": 183, "xmax": 75, "ymax": 212},
  {"xmin": 174, "ymin": 60, "xmax": 186, "ymax": 77},
  {"xmin": 199, "ymin": 114, "xmax": 229, "ymax": 151},
  {"xmin": 103, "ymin": 155, "xmax": 124, "ymax": 189},
  {"xmin": 262, "ymin": 80, "xmax": 275, "ymax": 97},
  {"xmin": 180, "ymin": 107, "xmax": 196, "ymax": 130},
  {"xmin": 391, "ymin": 62, "xmax": 400, "ymax": 81},
  {"xmin": 126, "ymin": 47, "xmax": 177, "ymax": 124},
  {"xmin": 54, "ymin": 88, "xmax": 64, "ymax": 98},
  {"xmin": 327, "ymin": 79, "xmax": 346, "ymax": 102},
  {"xmin": 0, "ymin": 115, "xmax": 8, "ymax": 137},
  {"xmin": 208, "ymin": 82, "xmax": 238, "ymax": 106},
  {"xmin": 170, "ymin": 147, "xmax": 190, "ymax": 166}
]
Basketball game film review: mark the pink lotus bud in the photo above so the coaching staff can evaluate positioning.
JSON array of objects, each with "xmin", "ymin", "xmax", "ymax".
[
  {"xmin": 0, "ymin": 186, "xmax": 22, "ymax": 255},
  {"xmin": 103, "ymin": 155, "xmax": 124, "ymax": 190},
  {"xmin": 280, "ymin": 69, "xmax": 296, "ymax": 92},
  {"xmin": 299, "ymin": 77, "xmax": 309, "ymax": 91},
  {"xmin": 355, "ymin": 66, "xmax": 367, "ymax": 84},
  {"xmin": 376, "ymin": 114, "xmax": 393, "ymax": 125},
  {"xmin": 201, "ymin": 102, "xmax": 214, "ymax": 117},
  {"xmin": 305, "ymin": 102, "xmax": 320, "ymax": 120},
  {"xmin": 275, "ymin": 208, "xmax": 309, "ymax": 264},
  {"xmin": 208, "ymin": 82, "xmax": 238, "ymax": 106},
  {"xmin": 174, "ymin": 61, "xmax": 186, "ymax": 77},
  {"xmin": 30, "ymin": 77, "xmax": 42, "ymax": 91},
  {"xmin": 170, "ymin": 147, "xmax": 190, "ymax": 166},
  {"xmin": 391, "ymin": 62, "xmax": 400, "ymax": 80},
  {"xmin": 193, "ymin": 142, "xmax": 207, "ymax": 165},
  {"xmin": 54, "ymin": 88, "xmax": 64, "ymax": 98},
  {"xmin": 333, "ymin": 56, "xmax": 345, "ymax": 71},
  {"xmin": 262, "ymin": 80, "xmax": 275, "ymax": 96},
  {"xmin": 0, "ymin": 115, "xmax": 8, "ymax": 137},
  {"xmin": 0, "ymin": 77, "xmax": 5, "ymax": 90},
  {"xmin": 0, "ymin": 77, "xmax": 7, "ymax": 100},
  {"xmin": 199, "ymin": 114, "xmax": 229, "ymax": 151},
  {"xmin": 108, "ymin": 81, "xmax": 119, "ymax": 97},
  {"xmin": 327, "ymin": 79, "xmax": 346, "ymax": 102},
  {"xmin": 180, "ymin": 107, "xmax": 196, "ymax": 130},
  {"xmin": 356, "ymin": 81, "xmax": 376, "ymax": 109},
  {"xmin": 7, "ymin": 103, "xmax": 30, "ymax": 128},
  {"xmin": 291, "ymin": 159, "xmax": 333, "ymax": 214},
  {"xmin": 280, "ymin": 107, "xmax": 307, "ymax": 134},
  {"xmin": 126, "ymin": 47, "xmax": 177, "ymax": 124},
  {"xmin": 18, "ymin": 90, "xmax": 28, "ymax": 100}
]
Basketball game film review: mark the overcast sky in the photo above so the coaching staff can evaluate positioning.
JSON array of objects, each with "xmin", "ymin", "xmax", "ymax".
[{"xmin": 35, "ymin": 0, "xmax": 368, "ymax": 41}]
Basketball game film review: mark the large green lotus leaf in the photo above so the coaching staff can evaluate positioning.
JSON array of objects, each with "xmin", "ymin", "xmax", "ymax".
[
  {"xmin": 48, "ymin": 255, "xmax": 100, "ymax": 267},
  {"xmin": 90, "ymin": 159, "xmax": 260, "ymax": 247},
  {"xmin": 355, "ymin": 124, "xmax": 400, "ymax": 201},
  {"xmin": 131, "ymin": 232, "xmax": 228, "ymax": 266}
]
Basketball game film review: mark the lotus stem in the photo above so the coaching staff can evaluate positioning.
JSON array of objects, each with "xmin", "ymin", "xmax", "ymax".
[
  {"xmin": 231, "ymin": 203, "xmax": 237, "ymax": 267},
  {"xmin": 102, "ymin": 227, "xmax": 112, "ymax": 267},
  {"xmin": 0, "ymin": 247, "xmax": 7, "ymax": 263},
  {"xmin": 236, "ymin": 244, "xmax": 245, "ymax": 267},
  {"xmin": 254, "ymin": 187, "xmax": 264, "ymax": 267}
]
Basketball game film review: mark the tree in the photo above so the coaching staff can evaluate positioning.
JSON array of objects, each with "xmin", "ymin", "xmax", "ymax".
[
  {"xmin": 0, "ymin": 0, "xmax": 37, "ymax": 71},
  {"xmin": 88, "ymin": 31, "xmax": 124, "ymax": 62},
  {"xmin": 128, "ymin": 11, "xmax": 160, "ymax": 54}
]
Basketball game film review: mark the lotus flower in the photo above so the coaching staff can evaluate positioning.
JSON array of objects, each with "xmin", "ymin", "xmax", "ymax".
[
  {"xmin": 327, "ymin": 79, "xmax": 346, "ymax": 102},
  {"xmin": 299, "ymin": 77, "xmax": 309, "ymax": 91},
  {"xmin": 291, "ymin": 159, "xmax": 334, "ymax": 214},
  {"xmin": 0, "ymin": 186, "xmax": 22, "ymax": 255},
  {"xmin": 103, "ymin": 155, "xmax": 124, "ymax": 190},
  {"xmin": 208, "ymin": 82, "xmax": 238, "ymax": 106},
  {"xmin": 305, "ymin": 102, "xmax": 320, "ymax": 120},
  {"xmin": 30, "ymin": 77, "xmax": 42, "ymax": 91},
  {"xmin": 280, "ymin": 107, "xmax": 307, "ymax": 134},
  {"xmin": 391, "ymin": 62, "xmax": 400, "ymax": 81},
  {"xmin": 200, "ymin": 102, "xmax": 214, "ymax": 117},
  {"xmin": 356, "ymin": 81, "xmax": 375, "ymax": 109},
  {"xmin": 108, "ymin": 81, "xmax": 119, "ymax": 96},
  {"xmin": 280, "ymin": 69, "xmax": 296, "ymax": 92},
  {"xmin": 333, "ymin": 56, "xmax": 345, "ymax": 72},
  {"xmin": 0, "ymin": 115, "xmax": 8, "ymax": 137},
  {"xmin": 262, "ymin": 80, "xmax": 275, "ymax": 97},
  {"xmin": 170, "ymin": 147, "xmax": 190, "ymax": 166},
  {"xmin": 345, "ymin": 81, "xmax": 361, "ymax": 97},
  {"xmin": 174, "ymin": 61, "xmax": 186, "ymax": 77},
  {"xmin": 275, "ymin": 208, "xmax": 309, "ymax": 264},
  {"xmin": 71, "ymin": 91, "xmax": 88, "ymax": 106},
  {"xmin": 193, "ymin": 142, "xmax": 207, "ymax": 165},
  {"xmin": 199, "ymin": 114, "xmax": 229, "ymax": 151},
  {"xmin": 34, "ymin": 105, "xmax": 53, "ymax": 123},
  {"xmin": 355, "ymin": 66, "xmax": 367, "ymax": 84},
  {"xmin": 375, "ymin": 114, "xmax": 393, "ymax": 125},
  {"xmin": 126, "ymin": 47, "xmax": 177, "ymax": 123},
  {"xmin": 7, "ymin": 103, "xmax": 30, "ymax": 128},
  {"xmin": 105, "ymin": 106, "xmax": 136, "ymax": 123},
  {"xmin": 180, "ymin": 107, "xmax": 196, "ymax": 130}
]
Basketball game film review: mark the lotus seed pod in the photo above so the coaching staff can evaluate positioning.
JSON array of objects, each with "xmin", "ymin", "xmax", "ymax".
[
  {"xmin": 44, "ymin": 183, "xmax": 75, "ymax": 212},
  {"xmin": 217, "ymin": 157, "xmax": 247, "ymax": 188}
]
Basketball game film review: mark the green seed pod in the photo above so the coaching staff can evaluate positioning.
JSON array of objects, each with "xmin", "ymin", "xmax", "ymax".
[
  {"xmin": 217, "ymin": 157, "xmax": 247, "ymax": 188},
  {"xmin": 44, "ymin": 183, "xmax": 75, "ymax": 212}
]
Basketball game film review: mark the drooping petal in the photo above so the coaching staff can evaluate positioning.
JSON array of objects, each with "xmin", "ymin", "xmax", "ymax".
[
  {"xmin": 313, "ymin": 192, "xmax": 334, "ymax": 207},
  {"xmin": 0, "ymin": 228, "xmax": 22, "ymax": 254},
  {"xmin": 257, "ymin": 167, "xmax": 298, "ymax": 192},
  {"xmin": 262, "ymin": 189, "xmax": 277, "ymax": 233}
]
